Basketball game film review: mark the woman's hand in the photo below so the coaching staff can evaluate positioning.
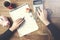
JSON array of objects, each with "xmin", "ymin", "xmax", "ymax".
[
  {"xmin": 37, "ymin": 8, "xmax": 50, "ymax": 26},
  {"xmin": 9, "ymin": 18, "xmax": 24, "ymax": 32}
]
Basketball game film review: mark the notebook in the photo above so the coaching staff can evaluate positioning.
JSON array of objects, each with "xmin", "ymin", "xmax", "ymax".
[{"xmin": 9, "ymin": 4, "xmax": 39, "ymax": 37}]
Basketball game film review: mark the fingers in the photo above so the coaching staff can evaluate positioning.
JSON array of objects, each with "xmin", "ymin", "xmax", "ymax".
[
  {"xmin": 37, "ymin": 8, "xmax": 47, "ymax": 17},
  {"xmin": 15, "ymin": 18, "xmax": 25, "ymax": 25},
  {"xmin": 18, "ymin": 18, "xmax": 24, "ymax": 24},
  {"xmin": 16, "ymin": 18, "xmax": 23, "ymax": 22},
  {"xmin": 37, "ymin": 8, "xmax": 42, "ymax": 17},
  {"xmin": 38, "ymin": 8, "xmax": 42, "ymax": 13},
  {"xmin": 37, "ymin": 11, "xmax": 40, "ymax": 17}
]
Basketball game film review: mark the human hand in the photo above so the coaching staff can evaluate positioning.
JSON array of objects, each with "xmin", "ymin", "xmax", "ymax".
[
  {"xmin": 9, "ymin": 18, "xmax": 24, "ymax": 32},
  {"xmin": 37, "ymin": 8, "xmax": 50, "ymax": 26}
]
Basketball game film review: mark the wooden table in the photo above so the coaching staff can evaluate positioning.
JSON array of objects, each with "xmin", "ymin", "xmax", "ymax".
[{"xmin": 0, "ymin": 0, "xmax": 52, "ymax": 40}]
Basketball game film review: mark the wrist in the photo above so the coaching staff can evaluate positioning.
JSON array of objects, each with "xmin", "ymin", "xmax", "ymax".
[
  {"xmin": 43, "ymin": 20, "xmax": 50, "ymax": 26},
  {"xmin": 9, "ymin": 26, "xmax": 16, "ymax": 32}
]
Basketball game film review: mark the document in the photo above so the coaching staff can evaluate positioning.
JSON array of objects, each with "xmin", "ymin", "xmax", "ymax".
[{"xmin": 9, "ymin": 4, "xmax": 39, "ymax": 37}]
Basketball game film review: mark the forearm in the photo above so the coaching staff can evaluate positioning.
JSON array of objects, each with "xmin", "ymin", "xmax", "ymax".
[
  {"xmin": 43, "ymin": 19, "xmax": 60, "ymax": 40},
  {"xmin": 0, "ymin": 29, "xmax": 14, "ymax": 40},
  {"xmin": 47, "ymin": 23, "xmax": 60, "ymax": 40},
  {"xmin": 9, "ymin": 26, "xmax": 17, "ymax": 32},
  {"xmin": 42, "ymin": 19, "xmax": 50, "ymax": 26}
]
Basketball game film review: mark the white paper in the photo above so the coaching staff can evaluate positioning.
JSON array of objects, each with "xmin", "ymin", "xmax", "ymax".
[{"xmin": 9, "ymin": 4, "xmax": 39, "ymax": 37}]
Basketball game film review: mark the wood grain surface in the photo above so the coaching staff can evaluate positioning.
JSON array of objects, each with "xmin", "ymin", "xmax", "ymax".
[{"xmin": 0, "ymin": 0, "xmax": 55, "ymax": 40}]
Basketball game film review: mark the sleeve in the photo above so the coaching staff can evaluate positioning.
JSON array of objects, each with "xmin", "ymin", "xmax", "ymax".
[
  {"xmin": 47, "ymin": 23, "xmax": 60, "ymax": 40},
  {"xmin": 0, "ymin": 29, "xmax": 13, "ymax": 40}
]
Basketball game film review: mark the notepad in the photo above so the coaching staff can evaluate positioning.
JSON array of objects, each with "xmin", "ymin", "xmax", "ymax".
[{"xmin": 9, "ymin": 4, "xmax": 39, "ymax": 37}]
